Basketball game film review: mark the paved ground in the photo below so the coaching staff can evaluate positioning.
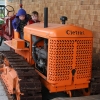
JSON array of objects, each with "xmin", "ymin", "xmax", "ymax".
[
  {"xmin": 52, "ymin": 95, "xmax": 100, "ymax": 100},
  {"xmin": 0, "ymin": 82, "xmax": 8, "ymax": 100},
  {"xmin": 0, "ymin": 42, "xmax": 9, "ymax": 100},
  {"xmin": 0, "ymin": 41, "xmax": 10, "ymax": 51}
]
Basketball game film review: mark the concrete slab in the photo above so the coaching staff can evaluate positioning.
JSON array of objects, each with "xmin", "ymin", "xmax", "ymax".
[
  {"xmin": 0, "ymin": 85, "xmax": 5, "ymax": 91},
  {"xmin": 0, "ymin": 90, "xmax": 6, "ymax": 96},
  {"xmin": 0, "ymin": 41, "xmax": 10, "ymax": 51},
  {"xmin": 52, "ymin": 95, "xmax": 100, "ymax": 100},
  {"xmin": 0, "ymin": 96, "xmax": 8, "ymax": 100},
  {"xmin": 0, "ymin": 81, "xmax": 8, "ymax": 100}
]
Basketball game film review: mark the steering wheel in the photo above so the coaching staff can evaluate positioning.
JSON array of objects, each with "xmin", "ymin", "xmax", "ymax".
[{"xmin": 5, "ymin": 5, "xmax": 15, "ymax": 16}]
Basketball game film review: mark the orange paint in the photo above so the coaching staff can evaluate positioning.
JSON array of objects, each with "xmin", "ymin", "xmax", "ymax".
[
  {"xmin": 12, "ymin": 39, "xmax": 25, "ymax": 49},
  {"xmin": 14, "ymin": 31, "xmax": 20, "ymax": 39}
]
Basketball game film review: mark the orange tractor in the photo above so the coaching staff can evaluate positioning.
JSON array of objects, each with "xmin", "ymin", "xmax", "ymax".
[{"xmin": 0, "ymin": 6, "xmax": 100, "ymax": 100}]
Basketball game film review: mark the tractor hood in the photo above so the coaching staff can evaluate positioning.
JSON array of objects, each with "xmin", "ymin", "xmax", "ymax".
[{"xmin": 24, "ymin": 23, "xmax": 93, "ymax": 38}]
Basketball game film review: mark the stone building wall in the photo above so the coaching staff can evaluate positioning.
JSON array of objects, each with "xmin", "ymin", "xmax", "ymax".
[{"xmin": 6, "ymin": 0, "xmax": 100, "ymax": 53}]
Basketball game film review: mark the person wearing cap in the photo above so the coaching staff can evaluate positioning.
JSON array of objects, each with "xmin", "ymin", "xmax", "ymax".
[{"xmin": 12, "ymin": 8, "xmax": 29, "ymax": 39}]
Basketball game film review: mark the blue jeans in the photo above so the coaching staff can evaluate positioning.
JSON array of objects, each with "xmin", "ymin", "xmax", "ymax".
[{"xmin": 19, "ymin": 32, "xmax": 24, "ymax": 39}]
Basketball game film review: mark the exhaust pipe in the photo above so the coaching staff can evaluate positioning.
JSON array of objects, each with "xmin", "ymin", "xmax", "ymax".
[
  {"xmin": 20, "ymin": 0, "xmax": 23, "ymax": 8},
  {"xmin": 44, "ymin": 7, "xmax": 48, "ymax": 28}
]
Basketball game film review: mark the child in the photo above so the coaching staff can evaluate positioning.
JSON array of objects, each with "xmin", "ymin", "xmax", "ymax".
[
  {"xmin": 29, "ymin": 11, "xmax": 40, "ymax": 24},
  {"xmin": 12, "ymin": 8, "xmax": 29, "ymax": 39}
]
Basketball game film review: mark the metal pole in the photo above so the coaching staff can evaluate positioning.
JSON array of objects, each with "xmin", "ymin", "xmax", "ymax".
[
  {"xmin": 44, "ymin": 7, "xmax": 48, "ymax": 28},
  {"xmin": 20, "ymin": 0, "xmax": 22, "ymax": 4}
]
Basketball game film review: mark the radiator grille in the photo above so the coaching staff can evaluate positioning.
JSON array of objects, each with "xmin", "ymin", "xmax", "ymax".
[
  {"xmin": 48, "ymin": 38, "xmax": 74, "ymax": 83},
  {"xmin": 75, "ymin": 40, "xmax": 92, "ymax": 84},
  {"xmin": 48, "ymin": 38, "xmax": 92, "ymax": 84}
]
